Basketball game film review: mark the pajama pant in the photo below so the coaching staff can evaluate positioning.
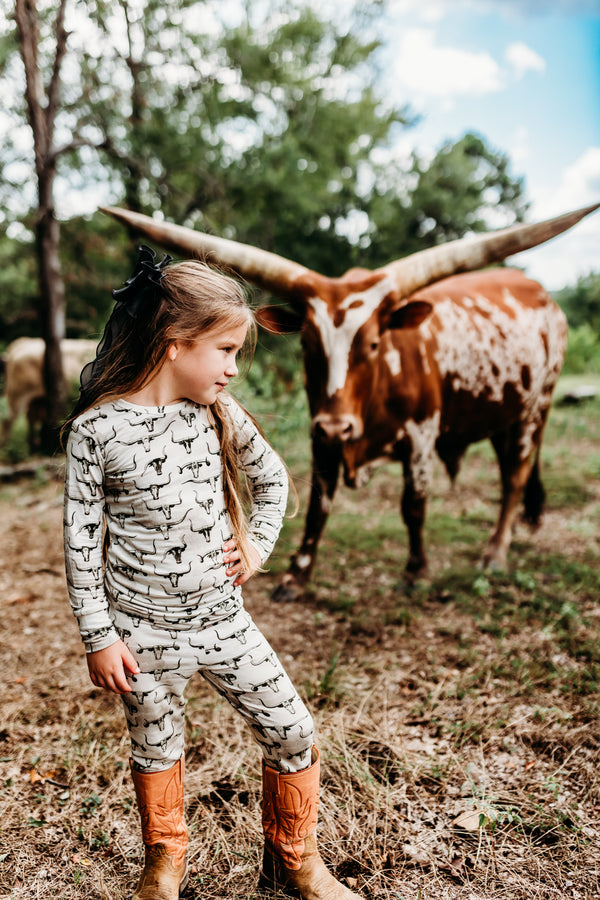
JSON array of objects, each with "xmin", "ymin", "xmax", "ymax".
[{"xmin": 112, "ymin": 605, "xmax": 314, "ymax": 774}]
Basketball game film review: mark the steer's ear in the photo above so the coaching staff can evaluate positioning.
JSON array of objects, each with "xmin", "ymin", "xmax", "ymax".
[
  {"xmin": 386, "ymin": 300, "xmax": 433, "ymax": 331},
  {"xmin": 255, "ymin": 304, "xmax": 305, "ymax": 334}
]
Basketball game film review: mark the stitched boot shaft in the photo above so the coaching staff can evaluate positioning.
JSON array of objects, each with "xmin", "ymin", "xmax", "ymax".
[
  {"xmin": 130, "ymin": 758, "xmax": 188, "ymax": 900},
  {"xmin": 260, "ymin": 747, "xmax": 363, "ymax": 899}
]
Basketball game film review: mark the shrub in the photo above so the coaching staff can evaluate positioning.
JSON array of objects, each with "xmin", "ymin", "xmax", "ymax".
[{"xmin": 563, "ymin": 324, "xmax": 600, "ymax": 374}]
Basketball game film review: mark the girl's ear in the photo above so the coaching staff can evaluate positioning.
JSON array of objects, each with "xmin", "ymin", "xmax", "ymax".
[{"xmin": 167, "ymin": 342, "xmax": 179, "ymax": 361}]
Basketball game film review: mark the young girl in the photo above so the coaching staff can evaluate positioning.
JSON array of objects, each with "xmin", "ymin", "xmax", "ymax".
[{"xmin": 63, "ymin": 247, "xmax": 362, "ymax": 900}]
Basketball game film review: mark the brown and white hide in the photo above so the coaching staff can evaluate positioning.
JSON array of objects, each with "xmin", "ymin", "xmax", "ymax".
[
  {"xmin": 1, "ymin": 338, "xmax": 96, "ymax": 451},
  {"xmin": 257, "ymin": 267, "xmax": 566, "ymax": 598}
]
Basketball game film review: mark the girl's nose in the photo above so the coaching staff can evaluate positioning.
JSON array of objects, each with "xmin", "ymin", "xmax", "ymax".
[{"xmin": 225, "ymin": 356, "xmax": 239, "ymax": 377}]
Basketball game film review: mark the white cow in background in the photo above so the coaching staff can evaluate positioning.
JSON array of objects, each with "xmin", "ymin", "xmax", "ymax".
[{"xmin": 0, "ymin": 337, "xmax": 96, "ymax": 451}]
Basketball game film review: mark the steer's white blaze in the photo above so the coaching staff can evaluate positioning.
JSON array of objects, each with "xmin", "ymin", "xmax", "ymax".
[
  {"xmin": 384, "ymin": 346, "xmax": 402, "ymax": 376},
  {"xmin": 309, "ymin": 275, "xmax": 395, "ymax": 396},
  {"xmin": 418, "ymin": 341, "xmax": 431, "ymax": 375}
]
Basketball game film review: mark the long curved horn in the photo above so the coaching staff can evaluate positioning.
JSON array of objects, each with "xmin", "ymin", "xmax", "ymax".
[
  {"xmin": 100, "ymin": 206, "xmax": 309, "ymax": 295},
  {"xmin": 381, "ymin": 202, "xmax": 600, "ymax": 297}
]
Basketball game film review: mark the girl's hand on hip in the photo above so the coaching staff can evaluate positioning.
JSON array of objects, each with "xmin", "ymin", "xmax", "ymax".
[
  {"xmin": 223, "ymin": 539, "xmax": 261, "ymax": 587},
  {"xmin": 86, "ymin": 640, "xmax": 140, "ymax": 694}
]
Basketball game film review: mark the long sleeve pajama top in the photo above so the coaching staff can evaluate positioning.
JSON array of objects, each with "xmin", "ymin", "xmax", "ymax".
[{"xmin": 63, "ymin": 395, "xmax": 288, "ymax": 653}]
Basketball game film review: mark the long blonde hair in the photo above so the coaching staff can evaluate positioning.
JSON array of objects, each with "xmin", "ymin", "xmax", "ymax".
[{"xmin": 64, "ymin": 257, "xmax": 269, "ymax": 575}]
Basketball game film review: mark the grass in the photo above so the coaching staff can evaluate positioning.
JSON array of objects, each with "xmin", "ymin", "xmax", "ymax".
[{"xmin": 1, "ymin": 379, "xmax": 600, "ymax": 898}]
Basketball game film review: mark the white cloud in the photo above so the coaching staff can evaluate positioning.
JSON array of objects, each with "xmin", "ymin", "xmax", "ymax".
[
  {"xmin": 388, "ymin": 0, "xmax": 449, "ymax": 22},
  {"xmin": 392, "ymin": 27, "xmax": 504, "ymax": 106},
  {"xmin": 504, "ymin": 42, "xmax": 546, "ymax": 79},
  {"xmin": 529, "ymin": 147, "xmax": 600, "ymax": 217},
  {"xmin": 516, "ymin": 215, "xmax": 600, "ymax": 291},
  {"xmin": 509, "ymin": 147, "xmax": 600, "ymax": 289}
]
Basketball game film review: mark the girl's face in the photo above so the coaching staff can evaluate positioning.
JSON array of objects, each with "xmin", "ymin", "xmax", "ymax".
[{"xmin": 167, "ymin": 321, "xmax": 249, "ymax": 406}]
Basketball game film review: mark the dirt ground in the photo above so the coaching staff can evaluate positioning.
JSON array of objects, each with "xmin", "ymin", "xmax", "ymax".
[{"xmin": 1, "ymin": 460, "xmax": 600, "ymax": 899}]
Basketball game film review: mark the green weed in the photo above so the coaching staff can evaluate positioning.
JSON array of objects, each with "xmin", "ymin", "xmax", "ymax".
[
  {"xmin": 80, "ymin": 793, "xmax": 102, "ymax": 818},
  {"xmin": 306, "ymin": 650, "xmax": 346, "ymax": 706}
]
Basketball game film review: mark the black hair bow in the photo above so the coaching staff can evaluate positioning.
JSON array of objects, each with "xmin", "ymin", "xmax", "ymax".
[
  {"xmin": 112, "ymin": 244, "xmax": 173, "ymax": 316},
  {"xmin": 70, "ymin": 245, "xmax": 173, "ymax": 418}
]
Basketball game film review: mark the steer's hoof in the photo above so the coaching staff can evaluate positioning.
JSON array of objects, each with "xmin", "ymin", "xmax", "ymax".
[
  {"xmin": 480, "ymin": 557, "xmax": 506, "ymax": 573},
  {"xmin": 271, "ymin": 574, "xmax": 305, "ymax": 603},
  {"xmin": 404, "ymin": 559, "xmax": 428, "ymax": 583}
]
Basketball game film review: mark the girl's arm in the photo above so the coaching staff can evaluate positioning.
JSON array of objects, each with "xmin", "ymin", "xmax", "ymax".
[
  {"xmin": 226, "ymin": 396, "xmax": 289, "ymax": 564},
  {"xmin": 63, "ymin": 416, "xmax": 120, "ymax": 653}
]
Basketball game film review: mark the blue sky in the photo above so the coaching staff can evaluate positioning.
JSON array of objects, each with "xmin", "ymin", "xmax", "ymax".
[{"xmin": 375, "ymin": 0, "xmax": 600, "ymax": 289}]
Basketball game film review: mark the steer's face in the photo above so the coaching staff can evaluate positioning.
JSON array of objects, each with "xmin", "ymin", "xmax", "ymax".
[{"xmin": 256, "ymin": 269, "xmax": 432, "ymax": 445}]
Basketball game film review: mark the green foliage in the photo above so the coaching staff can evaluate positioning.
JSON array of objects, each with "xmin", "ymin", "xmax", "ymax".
[
  {"xmin": 0, "ymin": 410, "xmax": 29, "ymax": 464},
  {"xmin": 563, "ymin": 324, "xmax": 600, "ymax": 374},
  {"xmin": 362, "ymin": 131, "xmax": 527, "ymax": 266},
  {"xmin": 555, "ymin": 272, "xmax": 600, "ymax": 374},
  {"xmin": 173, "ymin": 2, "xmax": 411, "ymax": 275},
  {"xmin": 68, "ymin": 0, "xmax": 410, "ymax": 275},
  {"xmin": 60, "ymin": 215, "xmax": 134, "ymax": 340},
  {"xmin": 0, "ymin": 233, "xmax": 39, "ymax": 345},
  {"xmin": 555, "ymin": 270, "xmax": 600, "ymax": 332}
]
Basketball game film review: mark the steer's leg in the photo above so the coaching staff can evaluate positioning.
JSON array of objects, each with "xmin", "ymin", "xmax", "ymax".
[
  {"xmin": 399, "ymin": 424, "xmax": 440, "ymax": 579},
  {"xmin": 272, "ymin": 440, "xmax": 341, "ymax": 602},
  {"xmin": 400, "ymin": 465, "xmax": 428, "ymax": 578},
  {"xmin": 484, "ymin": 419, "xmax": 544, "ymax": 570}
]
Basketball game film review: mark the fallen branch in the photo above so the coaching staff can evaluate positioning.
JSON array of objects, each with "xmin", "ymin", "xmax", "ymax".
[{"xmin": 0, "ymin": 457, "xmax": 65, "ymax": 483}]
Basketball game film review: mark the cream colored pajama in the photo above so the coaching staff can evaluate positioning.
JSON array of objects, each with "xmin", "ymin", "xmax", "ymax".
[{"xmin": 64, "ymin": 395, "xmax": 313, "ymax": 773}]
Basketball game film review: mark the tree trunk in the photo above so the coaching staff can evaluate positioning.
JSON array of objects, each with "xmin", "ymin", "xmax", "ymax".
[
  {"xmin": 37, "ymin": 174, "xmax": 66, "ymax": 455},
  {"xmin": 15, "ymin": 0, "xmax": 68, "ymax": 455}
]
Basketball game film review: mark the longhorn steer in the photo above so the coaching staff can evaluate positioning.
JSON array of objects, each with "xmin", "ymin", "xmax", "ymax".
[
  {"xmin": 101, "ymin": 202, "xmax": 599, "ymax": 600},
  {"xmin": 1, "ymin": 337, "xmax": 97, "ymax": 451}
]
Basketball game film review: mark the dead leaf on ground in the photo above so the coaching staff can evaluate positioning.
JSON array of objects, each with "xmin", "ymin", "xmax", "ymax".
[
  {"xmin": 453, "ymin": 806, "xmax": 499, "ymax": 831},
  {"xmin": 29, "ymin": 768, "xmax": 56, "ymax": 784},
  {"xmin": 7, "ymin": 594, "xmax": 34, "ymax": 605},
  {"xmin": 438, "ymin": 854, "xmax": 474, "ymax": 879},
  {"xmin": 402, "ymin": 842, "xmax": 432, "ymax": 866}
]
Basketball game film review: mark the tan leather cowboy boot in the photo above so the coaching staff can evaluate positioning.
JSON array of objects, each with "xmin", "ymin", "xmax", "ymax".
[
  {"xmin": 259, "ymin": 747, "xmax": 363, "ymax": 900},
  {"xmin": 130, "ymin": 757, "xmax": 188, "ymax": 900}
]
